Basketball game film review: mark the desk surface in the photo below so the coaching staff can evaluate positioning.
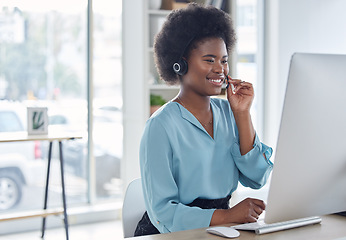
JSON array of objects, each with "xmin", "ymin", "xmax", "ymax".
[
  {"xmin": 128, "ymin": 214, "xmax": 346, "ymax": 240},
  {"xmin": 0, "ymin": 131, "xmax": 83, "ymax": 142}
]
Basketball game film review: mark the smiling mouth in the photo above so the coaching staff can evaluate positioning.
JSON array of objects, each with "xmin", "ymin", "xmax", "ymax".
[{"xmin": 207, "ymin": 78, "xmax": 223, "ymax": 85}]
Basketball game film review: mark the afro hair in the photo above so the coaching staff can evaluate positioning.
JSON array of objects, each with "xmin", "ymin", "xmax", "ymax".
[{"xmin": 153, "ymin": 3, "xmax": 236, "ymax": 84}]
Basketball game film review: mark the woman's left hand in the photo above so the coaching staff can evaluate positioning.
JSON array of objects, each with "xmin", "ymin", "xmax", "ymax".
[{"xmin": 226, "ymin": 77, "xmax": 254, "ymax": 113}]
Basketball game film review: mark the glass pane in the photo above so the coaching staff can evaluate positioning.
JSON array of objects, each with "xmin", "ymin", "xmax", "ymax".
[
  {"xmin": 236, "ymin": 0, "xmax": 261, "ymax": 131},
  {"xmin": 0, "ymin": 0, "xmax": 88, "ymax": 213},
  {"xmin": 232, "ymin": 0, "xmax": 269, "ymax": 204},
  {"xmin": 92, "ymin": 0, "xmax": 123, "ymax": 200}
]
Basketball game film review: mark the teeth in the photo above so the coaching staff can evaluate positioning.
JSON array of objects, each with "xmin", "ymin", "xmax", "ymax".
[{"xmin": 209, "ymin": 79, "xmax": 222, "ymax": 83}]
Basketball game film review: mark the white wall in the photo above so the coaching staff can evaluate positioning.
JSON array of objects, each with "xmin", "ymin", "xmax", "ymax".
[
  {"xmin": 122, "ymin": 0, "xmax": 147, "ymax": 191},
  {"xmin": 264, "ymin": 0, "xmax": 346, "ymax": 148}
]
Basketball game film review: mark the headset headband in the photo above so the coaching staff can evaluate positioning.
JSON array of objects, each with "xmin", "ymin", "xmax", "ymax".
[{"xmin": 176, "ymin": 35, "xmax": 195, "ymax": 62}]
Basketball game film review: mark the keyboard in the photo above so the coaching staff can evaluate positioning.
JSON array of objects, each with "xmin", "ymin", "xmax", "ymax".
[{"xmin": 233, "ymin": 216, "xmax": 322, "ymax": 234}]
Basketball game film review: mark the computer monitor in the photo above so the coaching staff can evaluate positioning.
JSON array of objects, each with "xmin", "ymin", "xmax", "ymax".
[{"xmin": 264, "ymin": 52, "xmax": 346, "ymax": 224}]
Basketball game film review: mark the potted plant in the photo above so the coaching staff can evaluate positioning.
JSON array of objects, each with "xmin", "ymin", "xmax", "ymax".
[{"xmin": 150, "ymin": 94, "xmax": 166, "ymax": 115}]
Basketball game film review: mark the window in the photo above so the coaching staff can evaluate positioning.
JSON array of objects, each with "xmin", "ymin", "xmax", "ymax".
[
  {"xmin": 231, "ymin": 0, "xmax": 269, "ymax": 205},
  {"xmin": 235, "ymin": 0, "xmax": 263, "ymax": 135},
  {"xmin": 0, "ymin": 0, "xmax": 122, "ymax": 232},
  {"xmin": 0, "ymin": 111, "xmax": 24, "ymax": 132},
  {"xmin": 92, "ymin": 0, "xmax": 123, "ymax": 199}
]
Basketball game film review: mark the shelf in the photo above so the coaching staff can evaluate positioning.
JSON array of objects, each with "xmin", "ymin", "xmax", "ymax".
[
  {"xmin": 149, "ymin": 84, "xmax": 180, "ymax": 90},
  {"xmin": 150, "ymin": 84, "xmax": 180, "ymax": 102},
  {"xmin": 148, "ymin": 9, "xmax": 171, "ymax": 15}
]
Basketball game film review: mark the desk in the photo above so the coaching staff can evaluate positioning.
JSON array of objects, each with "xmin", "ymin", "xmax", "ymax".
[
  {"xmin": 128, "ymin": 214, "xmax": 346, "ymax": 240},
  {"xmin": 0, "ymin": 131, "xmax": 82, "ymax": 240}
]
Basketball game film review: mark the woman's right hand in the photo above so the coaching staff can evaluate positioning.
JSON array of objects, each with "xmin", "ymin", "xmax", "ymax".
[
  {"xmin": 226, "ymin": 77, "xmax": 254, "ymax": 114},
  {"xmin": 226, "ymin": 198, "xmax": 266, "ymax": 223},
  {"xmin": 210, "ymin": 197, "xmax": 266, "ymax": 226}
]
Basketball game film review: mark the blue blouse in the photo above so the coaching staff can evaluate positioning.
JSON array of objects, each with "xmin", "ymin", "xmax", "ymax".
[{"xmin": 140, "ymin": 98, "xmax": 273, "ymax": 233}]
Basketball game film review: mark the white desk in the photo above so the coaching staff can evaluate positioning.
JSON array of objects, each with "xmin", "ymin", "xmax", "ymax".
[
  {"xmin": 0, "ymin": 131, "xmax": 82, "ymax": 240},
  {"xmin": 128, "ymin": 214, "xmax": 346, "ymax": 240}
]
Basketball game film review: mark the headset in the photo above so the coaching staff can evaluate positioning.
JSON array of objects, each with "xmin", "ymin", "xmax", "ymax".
[
  {"xmin": 173, "ymin": 59, "xmax": 188, "ymax": 76},
  {"xmin": 172, "ymin": 36, "xmax": 195, "ymax": 76}
]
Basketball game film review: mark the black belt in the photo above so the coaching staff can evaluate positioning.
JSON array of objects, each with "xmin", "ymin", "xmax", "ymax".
[{"xmin": 134, "ymin": 195, "xmax": 231, "ymax": 237}]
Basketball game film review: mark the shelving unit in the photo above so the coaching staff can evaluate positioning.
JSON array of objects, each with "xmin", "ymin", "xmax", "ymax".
[{"xmin": 145, "ymin": 3, "xmax": 181, "ymax": 103}]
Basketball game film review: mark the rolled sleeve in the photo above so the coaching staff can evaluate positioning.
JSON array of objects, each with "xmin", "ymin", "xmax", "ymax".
[
  {"xmin": 158, "ymin": 204, "xmax": 215, "ymax": 233},
  {"xmin": 231, "ymin": 134, "xmax": 273, "ymax": 189}
]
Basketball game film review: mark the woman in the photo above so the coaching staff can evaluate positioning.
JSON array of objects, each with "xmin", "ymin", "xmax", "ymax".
[{"xmin": 135, "ymin": 3, "xmax": 273, "ymax": 236}]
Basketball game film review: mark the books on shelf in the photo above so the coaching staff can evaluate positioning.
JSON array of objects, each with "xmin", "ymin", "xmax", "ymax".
[{"xmin": 205, "ymin": 0, "xmax": 226, "ymax": 10}]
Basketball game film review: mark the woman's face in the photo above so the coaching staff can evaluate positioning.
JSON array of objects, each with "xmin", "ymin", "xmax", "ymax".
[{"xmin": 182, "ymin": 37, "xmax": 229, "ymax": 96}]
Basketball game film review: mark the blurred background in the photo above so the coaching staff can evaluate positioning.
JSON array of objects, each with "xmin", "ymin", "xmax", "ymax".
[{"xmin": 1, "ymin": 0, "xmax": 346, "ymax": 237}]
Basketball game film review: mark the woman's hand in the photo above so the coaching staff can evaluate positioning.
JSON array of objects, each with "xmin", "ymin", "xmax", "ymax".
[
  {"xmin": 226, "ymin": 77, "xmax": 254, "ymax": 113},
  {"xmin": 210, "ymin": 198, "xmax": 266, "ymax": 226},
  {"xmin": 226, "ymin": 198, "xmax": 266, "ymax": 223},
  {"xmin": 225, "ymin": 77, "xmax": 256, "ymax": 155}
]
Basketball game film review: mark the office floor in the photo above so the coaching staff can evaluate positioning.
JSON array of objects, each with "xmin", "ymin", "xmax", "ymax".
[{"xmin": 3, "ymin": 220, "xmax": 124, "ymax": 240}]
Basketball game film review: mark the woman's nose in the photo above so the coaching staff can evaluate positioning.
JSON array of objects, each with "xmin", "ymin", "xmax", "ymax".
[{"xmin": 213, "ymin": 62, "xmax": 224, "ymax": 74}]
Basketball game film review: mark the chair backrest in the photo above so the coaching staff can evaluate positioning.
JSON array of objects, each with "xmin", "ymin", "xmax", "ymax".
[{"xmin": 122, "ymin": 178, "xmax": 146, "ymax": 238}]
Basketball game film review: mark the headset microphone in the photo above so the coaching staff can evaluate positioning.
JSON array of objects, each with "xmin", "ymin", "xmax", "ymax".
[{"xmin": 222, "ymin": 75, "xmax": 230, "ymax": 89}]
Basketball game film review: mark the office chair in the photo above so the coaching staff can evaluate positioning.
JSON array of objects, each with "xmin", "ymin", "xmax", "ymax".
[{"xmin": 122, "ymin": 178, "xmax": 146, "ymax": 238}]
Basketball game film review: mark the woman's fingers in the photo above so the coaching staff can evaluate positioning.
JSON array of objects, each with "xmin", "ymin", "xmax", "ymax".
[
  {"xmin": 244, "ymin": 198, "xmax": 266, "ymax": 221},
  {"xmin": 252, "ymin": 198, "xmax": 266, "ymax": 210},
  {"xmin": 228, "ymin": 79, "xmax": 253, "ymax": 95}
]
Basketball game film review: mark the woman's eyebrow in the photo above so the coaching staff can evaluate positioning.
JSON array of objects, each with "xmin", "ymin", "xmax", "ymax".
[
  {"xmin": 202, "ymin": 54, "xmax": 216, "ymax": 58},
  {"xmin": 202, "ymin": 54, "xmax": 228, "ymax": 58}
]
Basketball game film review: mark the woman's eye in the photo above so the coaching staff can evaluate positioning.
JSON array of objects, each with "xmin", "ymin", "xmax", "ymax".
[{"xmin": 203, "ymin": 58, "xmax": 228, "ymax": 64}]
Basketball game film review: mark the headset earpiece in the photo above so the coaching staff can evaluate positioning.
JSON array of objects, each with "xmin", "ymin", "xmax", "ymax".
[
  {"xmin": 173, "ymin": 58, "xmax": 188, "ymax": 76},
  {"xmin": 173, "ymin": 36, "xmax": 194, "ymax": 76}
]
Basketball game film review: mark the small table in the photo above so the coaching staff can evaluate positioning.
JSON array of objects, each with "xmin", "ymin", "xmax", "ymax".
[{"xmin": 0, "ymin": 131, "xmax": 83, "ymax": 240}]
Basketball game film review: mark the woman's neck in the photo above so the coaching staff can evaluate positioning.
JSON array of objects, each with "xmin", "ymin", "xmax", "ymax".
[
  {"xmin": 176, "ymin": 92, "xmax": 214, "ymax": 137},
  {"xmin": 176, "ymin": 92, "xmax": 211, "ymax": 113}
]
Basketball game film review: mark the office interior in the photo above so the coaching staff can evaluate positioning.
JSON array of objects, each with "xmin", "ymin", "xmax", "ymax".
[{"xmin": 1, "ymin": 0, "xmax": 346, "ymax": 238}]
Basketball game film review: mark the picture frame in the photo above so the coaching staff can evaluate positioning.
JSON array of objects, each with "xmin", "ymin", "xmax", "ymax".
[{"xmin": 27, "ymin": 107, "xmax": 48, "ymax": 135}]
